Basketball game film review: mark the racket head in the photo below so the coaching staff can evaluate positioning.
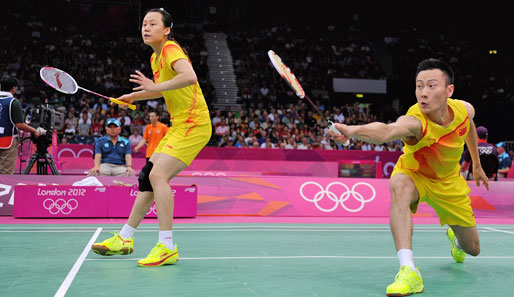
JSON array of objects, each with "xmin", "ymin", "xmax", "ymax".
[
  {"xmin": 40, "ymin": 67, "xmax": 79, "ymax": 94},
  {"xmin": 267, "ymin": 50, "xmax": 306, "ymax": 98}
]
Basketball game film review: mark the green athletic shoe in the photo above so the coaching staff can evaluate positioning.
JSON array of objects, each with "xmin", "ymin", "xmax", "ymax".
[
  {"xmin": 137, "ymin": 242, "xmax": 179, "ymax": 267},
  {"xmin": 447, "ymin": 227, "xmax": 465, "ymax": 263},
  {"xmin": 386, "ymin": 265, "xmax": 424, "ymax": 296},
  {"xmin": 91, "ymin": 231, "xmax": 134, "ymax": 256}
]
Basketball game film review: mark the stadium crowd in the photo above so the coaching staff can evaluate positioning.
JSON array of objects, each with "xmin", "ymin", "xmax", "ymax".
[{"xmin": 1, "ymin": 9, "xmax": 512, "ymax": 154}]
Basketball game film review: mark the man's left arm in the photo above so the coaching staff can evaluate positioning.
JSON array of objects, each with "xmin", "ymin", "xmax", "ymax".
[
  {"xmin": 11, "ymin": 99, "xmax": 40, "ymax": 136},
  {"xmin": 498, "ymin": 156, "xmax": 512, "ymax": 175},
  {"xmin": 462, "ymin": 101, "xmax": 488, "ymax": 190}
]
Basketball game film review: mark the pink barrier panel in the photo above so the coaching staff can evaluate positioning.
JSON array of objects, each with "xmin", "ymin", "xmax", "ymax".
[
  {"xmin": 11, "ymin": 183, "xmax": 196, "ymax": 218},
  {"xmin": 188, "ymin": 159, "xmax": 338, "ymax": 177},
  {"xmin": 54, "ymin": 157, "xmax": 338, "ymax": 177},
  {"xmin": 196, "ymin": 147, "xmax": 402, "ymax": 177},
  {"xmin": 1, "ymin": 175, "xmax": 513, "ymax": 219},
  {"xmin": 107, "ymin": 185, "xmax": 197, "ymax": 218},
  {"xmin": 24, "ymin": 145, "xmax": 402, "ymax": 177},
  {"xmin": 198, "ymin": 177, "xmax": 391, "ymax": 217},
  {"xmin": 14, "ymin": 185, "xmax": 109, "ymax": 217}
]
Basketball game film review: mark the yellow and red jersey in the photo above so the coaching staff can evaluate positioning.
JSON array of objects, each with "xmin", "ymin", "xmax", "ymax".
[
  {"xmin": 150, "ymin": 40, "xmax": 210, "ymax": 130},
  {"xmin": 396, "ymin": 98, "xmax": 469, "ymax": 180}
]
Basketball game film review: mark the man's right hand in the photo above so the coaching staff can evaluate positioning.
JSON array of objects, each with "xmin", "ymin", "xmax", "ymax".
[{"xmin": 88, "ymin": 167, "xmax": 100, "ymax": 176}]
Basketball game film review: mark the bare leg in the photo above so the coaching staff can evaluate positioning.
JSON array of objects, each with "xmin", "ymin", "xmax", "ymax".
[
  {"xmin": 126, "ymin": 191, "xmax": 154, "ymax": 228},
  {"xmin": 389, "ymin": 173, "xmax": 420, "ymax": 251},
  {"xmin": 449, "ymin": 225, "xmax": 481, "ymax": 256},
  {"xmin": 148, "ymin": 153, "xmax": 187, "ymax": 231},
  {"xmin": 124, "ymin": 154, "xmax": 161, "ymax": 229}
]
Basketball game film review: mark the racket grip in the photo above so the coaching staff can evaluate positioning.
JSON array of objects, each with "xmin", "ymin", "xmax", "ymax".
[
  {"xmin": 109, "ymin": 97, "xmax": 136, "ymax": 110},
  {"xmin": 328, "ymin": 121, "xmax": 350, "ymax": 146}
]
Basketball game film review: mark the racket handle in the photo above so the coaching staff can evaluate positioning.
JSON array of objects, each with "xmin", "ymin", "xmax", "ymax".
[
  {"xmin": 328, "ymin": 120, "xmax": 350, "ymax": 146},
  {"xmin": 109, "ymin": 97, "xmax": 136, "ymax": 110}
]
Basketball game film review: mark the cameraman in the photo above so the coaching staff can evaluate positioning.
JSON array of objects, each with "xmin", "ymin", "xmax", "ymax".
[{"xmin": 0, "ymin": 76, "xmax": 41, "ymax": 174}]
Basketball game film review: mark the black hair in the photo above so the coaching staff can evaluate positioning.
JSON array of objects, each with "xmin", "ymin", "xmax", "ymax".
[
  {"xmin": 415, "ymin": 58, "xmax": 454, "ymax": 85},
  {"xmin": 0, "ymin": 75, "xmax": 18, "ymax": 92}
]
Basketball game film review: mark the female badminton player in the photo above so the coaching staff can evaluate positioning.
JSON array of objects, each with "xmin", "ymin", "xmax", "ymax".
[{"xmin": 91, "ymin": 8, "xmax": 211, "ymax": 267}]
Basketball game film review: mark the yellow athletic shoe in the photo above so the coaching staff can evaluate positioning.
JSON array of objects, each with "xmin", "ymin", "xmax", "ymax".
[
  {"xmin": 137, "ymin": 242, "xmax": 179, "ymax": 267},
  {"xmin": 91, "ymin": 231, "xmax": 134, "ymax": 256},
  {"xmin": 386, "ymin": 265, "xmax": 424, "ymax": 296},
  {"xmin": 447, "ymin": 227, "xmax": 465, "ymax": 263}
]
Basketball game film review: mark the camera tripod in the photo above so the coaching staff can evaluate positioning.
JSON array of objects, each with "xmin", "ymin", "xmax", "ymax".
[{"xmin": 22, "ymin": 135, "xmax": 59, "ymax": 175}]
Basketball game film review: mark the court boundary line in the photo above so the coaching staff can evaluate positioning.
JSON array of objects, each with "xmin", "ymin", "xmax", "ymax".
[
  {"xmin": 84, "ymin": 255, "xmax": 514, "ymax": 261},
  {"xmin": 483, "ymin": 227, "xmax": 514, "ymax": 235},
  {"xmin": 2, "ymin": 225, "xmax": 514, "ymax": 230},
  {"xmin": 54, "ymin": 227, "xmax": 102, "ymax": 297}
]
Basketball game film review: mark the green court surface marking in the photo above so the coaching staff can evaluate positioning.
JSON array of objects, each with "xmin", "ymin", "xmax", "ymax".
[{"xmin": 0, "ymin": 224, "xmax": 513, "ymax": 297}]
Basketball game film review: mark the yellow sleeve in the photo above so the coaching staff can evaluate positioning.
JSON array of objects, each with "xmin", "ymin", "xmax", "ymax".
[{"xmin": 162, "ymin": 42, "xmax": 189, "ymax": 70}]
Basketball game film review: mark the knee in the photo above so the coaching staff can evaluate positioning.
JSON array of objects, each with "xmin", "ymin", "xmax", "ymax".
[
  {"xmin": 138, "ymin": 161, "xmax": 154, "ymax": 192},
  {"xmin": 148, "ymin": 167, "xmax": 165, "ymax": 184},
  {"xmin": 389, "ymin": 177, "xmax": 417, "ymax": 207}
]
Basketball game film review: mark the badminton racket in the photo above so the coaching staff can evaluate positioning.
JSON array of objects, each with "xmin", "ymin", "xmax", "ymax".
[
  {"xmin": 39, "ymin": 67, "xmax": 136, "ymax": 110},
  {"xmin": 267, "ymin": 50, "xmax": 349, "ymax": 146}
]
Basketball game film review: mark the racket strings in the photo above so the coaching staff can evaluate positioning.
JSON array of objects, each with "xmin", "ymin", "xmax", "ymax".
[{"xmin": 40, "ymin": 68, "xmax": 77, "ymax": 93}]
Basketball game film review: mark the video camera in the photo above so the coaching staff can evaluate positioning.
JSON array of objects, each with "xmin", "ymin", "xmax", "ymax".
[
  {"xmin": 22, "ymin": 90, "xmax": 65, "ymax": 151},
  {"xmin": 28, "ymin": 105, "xmax": 65, "ymax": 131}
]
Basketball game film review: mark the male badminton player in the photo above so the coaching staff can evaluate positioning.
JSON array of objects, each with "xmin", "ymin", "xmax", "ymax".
[
  {"xmin": 91, "ymin": 8, "xmax": 211, "ymax": 267},
  {"xmin": 328, "ymin": 59, "xmax": 489, "ymax": 296}
]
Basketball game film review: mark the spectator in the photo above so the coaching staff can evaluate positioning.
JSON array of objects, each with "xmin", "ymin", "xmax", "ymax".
[
  {"xmin": 133, "ymin": 112, "xmax": 168, "ymax": 162},
  {"xmin": 496, "ymin": 142, "xmax": 512, "ymax": 178},
  {"xmin": 297, "ymin": 137, "xmax": 309, "ymax": 149},
  {"xmin": 212, "ymin": 109, "xmax": 222, "ymax": 126},
  {"xmin": 119, "ymin": 117, "xmax": 131, "ymax": 138},
  {"xmin": 88, "ymin": 118, "xmax": 135, "ymax": 177},
  {"xmin": 215, "ymin": 119, "xmax": 230, "ymax": 137},
  {"xmin": 93, "ymin": 98, "xmax": 108, "ymax": 112},
  {"xmin": 460, "ymin": 126, "xmax": 497, "ymax": 178},
  {"xmin": 77, "ymin": 112, "xmax": 91, "ymax": 136},
  {"xmin": 65, "ymin": 111, "xmax": 78, "ymax": 131},
  {"xmin": 90, "ymin": 118, "xmax": 103, "ymax": 135},
  {"xmin": 117, "ymin": 109, "xmax": 131, "ymax": 127},
  {"xmin": 129, "ymin": 128, "xmax": 143, "ymax": 147},
  {"xmin": 63, "ymin": 123, "xmax": 76, "ymax": 140}
]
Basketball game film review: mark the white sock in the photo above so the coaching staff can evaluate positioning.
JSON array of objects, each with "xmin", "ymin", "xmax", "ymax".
[
  {"xmin": 119, "ymin": 224, "xmax": 136, "ymax": 239},
  {"xmin": 397, "ymin": 249, "xmax": 416, "ymax": 271},
  {"xmin": 454, "ymin": 237, "xmax": 462, "ymax": 249},
  {"xmin": 159, "ymin": 230, "xmax": 174, "ymax": 250}
]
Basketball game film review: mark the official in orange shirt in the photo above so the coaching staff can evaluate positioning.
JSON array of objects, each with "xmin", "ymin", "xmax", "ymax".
[
  {"xmin": 329, "ymin": 59, "xmax": 489, "ymax": 296},
  {"xmin": 133, "ymin": 111, "xmax": 168, "ymax": 162},
  {"xmin": 91, "ymin": 8, "xmax": 211, "ymax": 267}
]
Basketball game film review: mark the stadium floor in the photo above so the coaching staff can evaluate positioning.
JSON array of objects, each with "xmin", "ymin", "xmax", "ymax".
[{"xmin": 1, "ymin": 217, "xmax": 514, "ymax": 297}]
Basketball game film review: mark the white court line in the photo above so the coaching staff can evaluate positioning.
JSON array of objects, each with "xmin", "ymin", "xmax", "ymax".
[
  {"xmin": 54, "ymin": 227, "xmax": 102, "ymax": 297},
  {"xmin": 85, "ymin": 255, "xmax": 514, "ymax": 261},
  {"xmin": 0, "ymin": 227, "xmax": 503, "ymax": 233},
  {"xmin": 3, "ymin": 225, "xmax": 513, "ymax": 230},
  {"xmin": 0, "ymin": 229, "xmax": 448, "ymax": 233},
  {"xmin": 483, "ymin": 227, "xmax": 514, "ymax": 235},
  {"xmin": 0, "ymin": 225, "xmax": 443, "ymax": 229}
]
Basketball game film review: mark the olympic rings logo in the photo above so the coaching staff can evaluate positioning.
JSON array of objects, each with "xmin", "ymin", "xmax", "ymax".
[
  {"xmin": 43, "ymin": 198, "xmax": 79, "ymax": 215},
  {"xmin": 191, "ymin": 172, "xmax": 227, "ymax": 176},
  {"xmin": 57, "ymin": 148, "xmax": 94, "ymax": 158},
  {"xmin": 299, "ymin": 181, "xmax": 376, "ymax": 213}
]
